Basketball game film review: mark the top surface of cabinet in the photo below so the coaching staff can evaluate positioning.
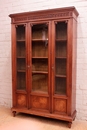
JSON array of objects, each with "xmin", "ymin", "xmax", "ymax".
[{"xmin": 9, "ymin": 6, "xmax": 79, "ymax": 23}]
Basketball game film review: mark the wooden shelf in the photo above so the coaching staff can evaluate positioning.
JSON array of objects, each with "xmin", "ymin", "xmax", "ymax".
[
  {"xmin": 17, "ymin": 70, "xmax": 26, "ymax": 72},
  {"xmin": 55, "ymin": 57, "xmax": 66, "ymax": 59},
  {"xmin": 55, "ymin": 74, "xmax": 66, "ymax": 78},
  {"xmin": 56, "ymin": 39, "xmax": 67, "ymax": 42},
  {"xmin": 32, "ymin": 39, "xmax": 48, "ymax": 42},
  {"xmin": 17, "ymin": 57, "xmax": 26, "ymax": 59},
  {"xmin": 32, "ymin": 57, "xmax": 48, "ymax": 59},
  {"xmin": 17, "ymin": 40, "xmax": 25, "ymax": 42},
  {"xmin": 32, "ymin": 71, "xmax": 48, "ymax": 74}
]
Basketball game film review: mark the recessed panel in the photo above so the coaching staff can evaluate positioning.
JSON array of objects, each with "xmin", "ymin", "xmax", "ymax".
[
  {"xmin": 54, "ymin": 98, "xmax": 67, "ymax": 113},
  {"xmin": 17, "ymin": 94, "xmax": 27, "ymax": 107},
  {"xmin": 31, "ymin": 96, "xmax": 49, "ymax": 110}
]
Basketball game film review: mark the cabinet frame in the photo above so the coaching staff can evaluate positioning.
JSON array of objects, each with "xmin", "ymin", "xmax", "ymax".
[{"xmin": 9, "ymin": 7, "xmax": 79, "ymax": 128}]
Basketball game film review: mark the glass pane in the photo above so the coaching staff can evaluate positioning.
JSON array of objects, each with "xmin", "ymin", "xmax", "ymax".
[
  {"xmin": 32, "ymin": 41, "xmax": 48, "ymax": 57},
  {"xmin": 17, "ymin": 72, "xmax": 26, "ymax": 90},
  {"xmin": 56, "ymin": 22, "xmax": 67, "ymax": 40},
  {"xmin": 55, "ymin": 77, "xmax": 66, "ymax": 95},
  {"xmin": 56, "ymin": 41, "xmax": 67, "ymax": 58},
  {"xmin": 17, "ymin": 58, "xmax": 26, "ymax": 70},
  {"xmin": 16, "ymin": 25, "xmax": 26, "ymax": 90},
  {"xmin": 32, "ymin": 24, "xmax": 48, "ymax": 40},
  {"xmin": 31, "ymin": 23, "xmax": 48, "ymax": 93},
  {"xmin": 17, "ymin": 41, "xmax": 26, "ymax": 57},
  {"xmin": 55, "ymin": 59, "xmax": 66, "ymax": 76},
  {"xmin": 55, "ymin": 21, "xmax": 67, "ymax": 95},
  {"xmin": 32, "ymin": 74, "xmax": 48, "ymax": 92},
  {"xmin": 32, "ymin": 59, "xmax": 48, "ymax": 72},
  {"xmin": 16, "ymin": 25, "xmax": 25, "ymax": 40}
]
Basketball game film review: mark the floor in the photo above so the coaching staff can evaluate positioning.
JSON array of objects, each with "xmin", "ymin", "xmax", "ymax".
[{"xmin": 0, "ymin": 106, "xmax": 87, "ymax": 130}]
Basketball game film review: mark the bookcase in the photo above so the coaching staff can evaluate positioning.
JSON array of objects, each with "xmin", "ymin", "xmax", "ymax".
[{"xmin": 9, "ymin": 7, "xmax": 79, "ymax": 128}]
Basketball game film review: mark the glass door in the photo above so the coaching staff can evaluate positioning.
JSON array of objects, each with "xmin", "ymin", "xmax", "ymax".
[
  {"xmin": 30, "ymin": 22, "xmax": 50, "ymax": 111},
  {"xmin": 32, "ymin": 24, "xmax": 48, "ymax": 92},
  {"xmin": 52, "ymin": 21, "xmax": 68, "ymax": 114},
  {"xmin": 16, "ymin": 25, "xmax": 26, "ymax": 90},
  {"xmin": 15, "ymin": 24, "xmax": 27, "ymax": 108},
  {"xmin": 55, "ymin": 22, "xmax": 67, "ymax": 95}
]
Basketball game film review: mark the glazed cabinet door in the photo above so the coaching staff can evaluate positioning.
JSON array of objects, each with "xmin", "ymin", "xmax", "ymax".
[
  {"xmin": 28, "ymin": 22, "xmax": 51, "ymax": 112},
  {"xmin": 12, "ymin": 24, "xmax": 28, "ymax": 108},
  {"xmin": 51, "ymin": 20, "xmax": 69, "ymax": 115}
]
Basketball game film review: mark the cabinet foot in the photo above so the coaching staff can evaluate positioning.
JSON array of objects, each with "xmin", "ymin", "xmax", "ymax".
[
  {"xmin": 68, "ymin": 122, "xmax": 72, "ymax": 128},
  {"xmin": 12, "ymin": 111, "xmax": 16, "ymax": 117}
]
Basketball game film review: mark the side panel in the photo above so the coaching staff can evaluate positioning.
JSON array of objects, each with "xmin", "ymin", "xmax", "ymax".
[
  {"xmin": 72, "ymin": 18, "xmax": 77, "ymax": 114},
  {"xmin": 12, "ymin": 24, "xmax": 16, "ymax": 107}
]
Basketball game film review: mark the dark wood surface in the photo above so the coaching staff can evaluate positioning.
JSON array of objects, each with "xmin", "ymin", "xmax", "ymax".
[{"xmin": 9, "ymin": 7, "xmax": 79, "ymax": 128}]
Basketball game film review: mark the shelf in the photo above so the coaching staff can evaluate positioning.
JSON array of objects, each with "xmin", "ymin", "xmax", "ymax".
[
  {"xmin": 17, "ymin": 70, "xmax": 26, "ymax": 72},
  {"xmin": 17, "ymin": 57, "xmax": 26, "ymax": 59},
  {"xmin": 55, "ymin": 75, "xmax": 66, "ymax": 78},
  {"xmin": 32, "ymin": 57, "xmax": 48, "ymax": 59},
  {"xmin": 32, "ymin": 71, "xmax": 48, "ymax": 74},
  {"xmin": 55, "ymin": 57, "xmax": 66, "ymax": 59},
  {"xmin": 32, "ymin": 39, "xmax": 48, "ymax": 42},
  {"xmin": 17, "ymin": 40, "xmax": 25, "ymax": 42},
  {"xmin": 56, "ymin": 39, "xmax": 67, "ymax": 42}
]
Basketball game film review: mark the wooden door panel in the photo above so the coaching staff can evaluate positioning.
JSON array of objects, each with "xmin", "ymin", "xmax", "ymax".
[
  {"xmin": 31, "ymin": 95, "xmax": 49, "ymax": 110},
  {"xmin": 16, "ymin": 94, "xmax": 27, "ymax": 108},
  {"xmin": 53, "ymin": 98, "xmax": 67, "ymax": 114}
]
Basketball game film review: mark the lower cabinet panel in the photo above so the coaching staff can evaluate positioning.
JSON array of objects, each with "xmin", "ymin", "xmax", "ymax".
[
  {"xmin": 16, "ymin": 94, "xmax": 27, "ymax": 108},
  {"xmin": 54, "ymin": 98, "xmax": 67, "ymax": 114},
  {"xmin": 31, "ymin": 96, "xmax": 49, "ymax": 110}
]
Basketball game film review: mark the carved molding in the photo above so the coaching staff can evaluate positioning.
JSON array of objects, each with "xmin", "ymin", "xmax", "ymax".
[{"xmin": 14, "ymin": 11, "xmax": 72, "ymax": 22}]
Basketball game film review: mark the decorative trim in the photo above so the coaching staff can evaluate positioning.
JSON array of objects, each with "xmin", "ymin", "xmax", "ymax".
[{"xmin": 14, "ymin": 11, "xmax": 72, "ymax": 22}]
